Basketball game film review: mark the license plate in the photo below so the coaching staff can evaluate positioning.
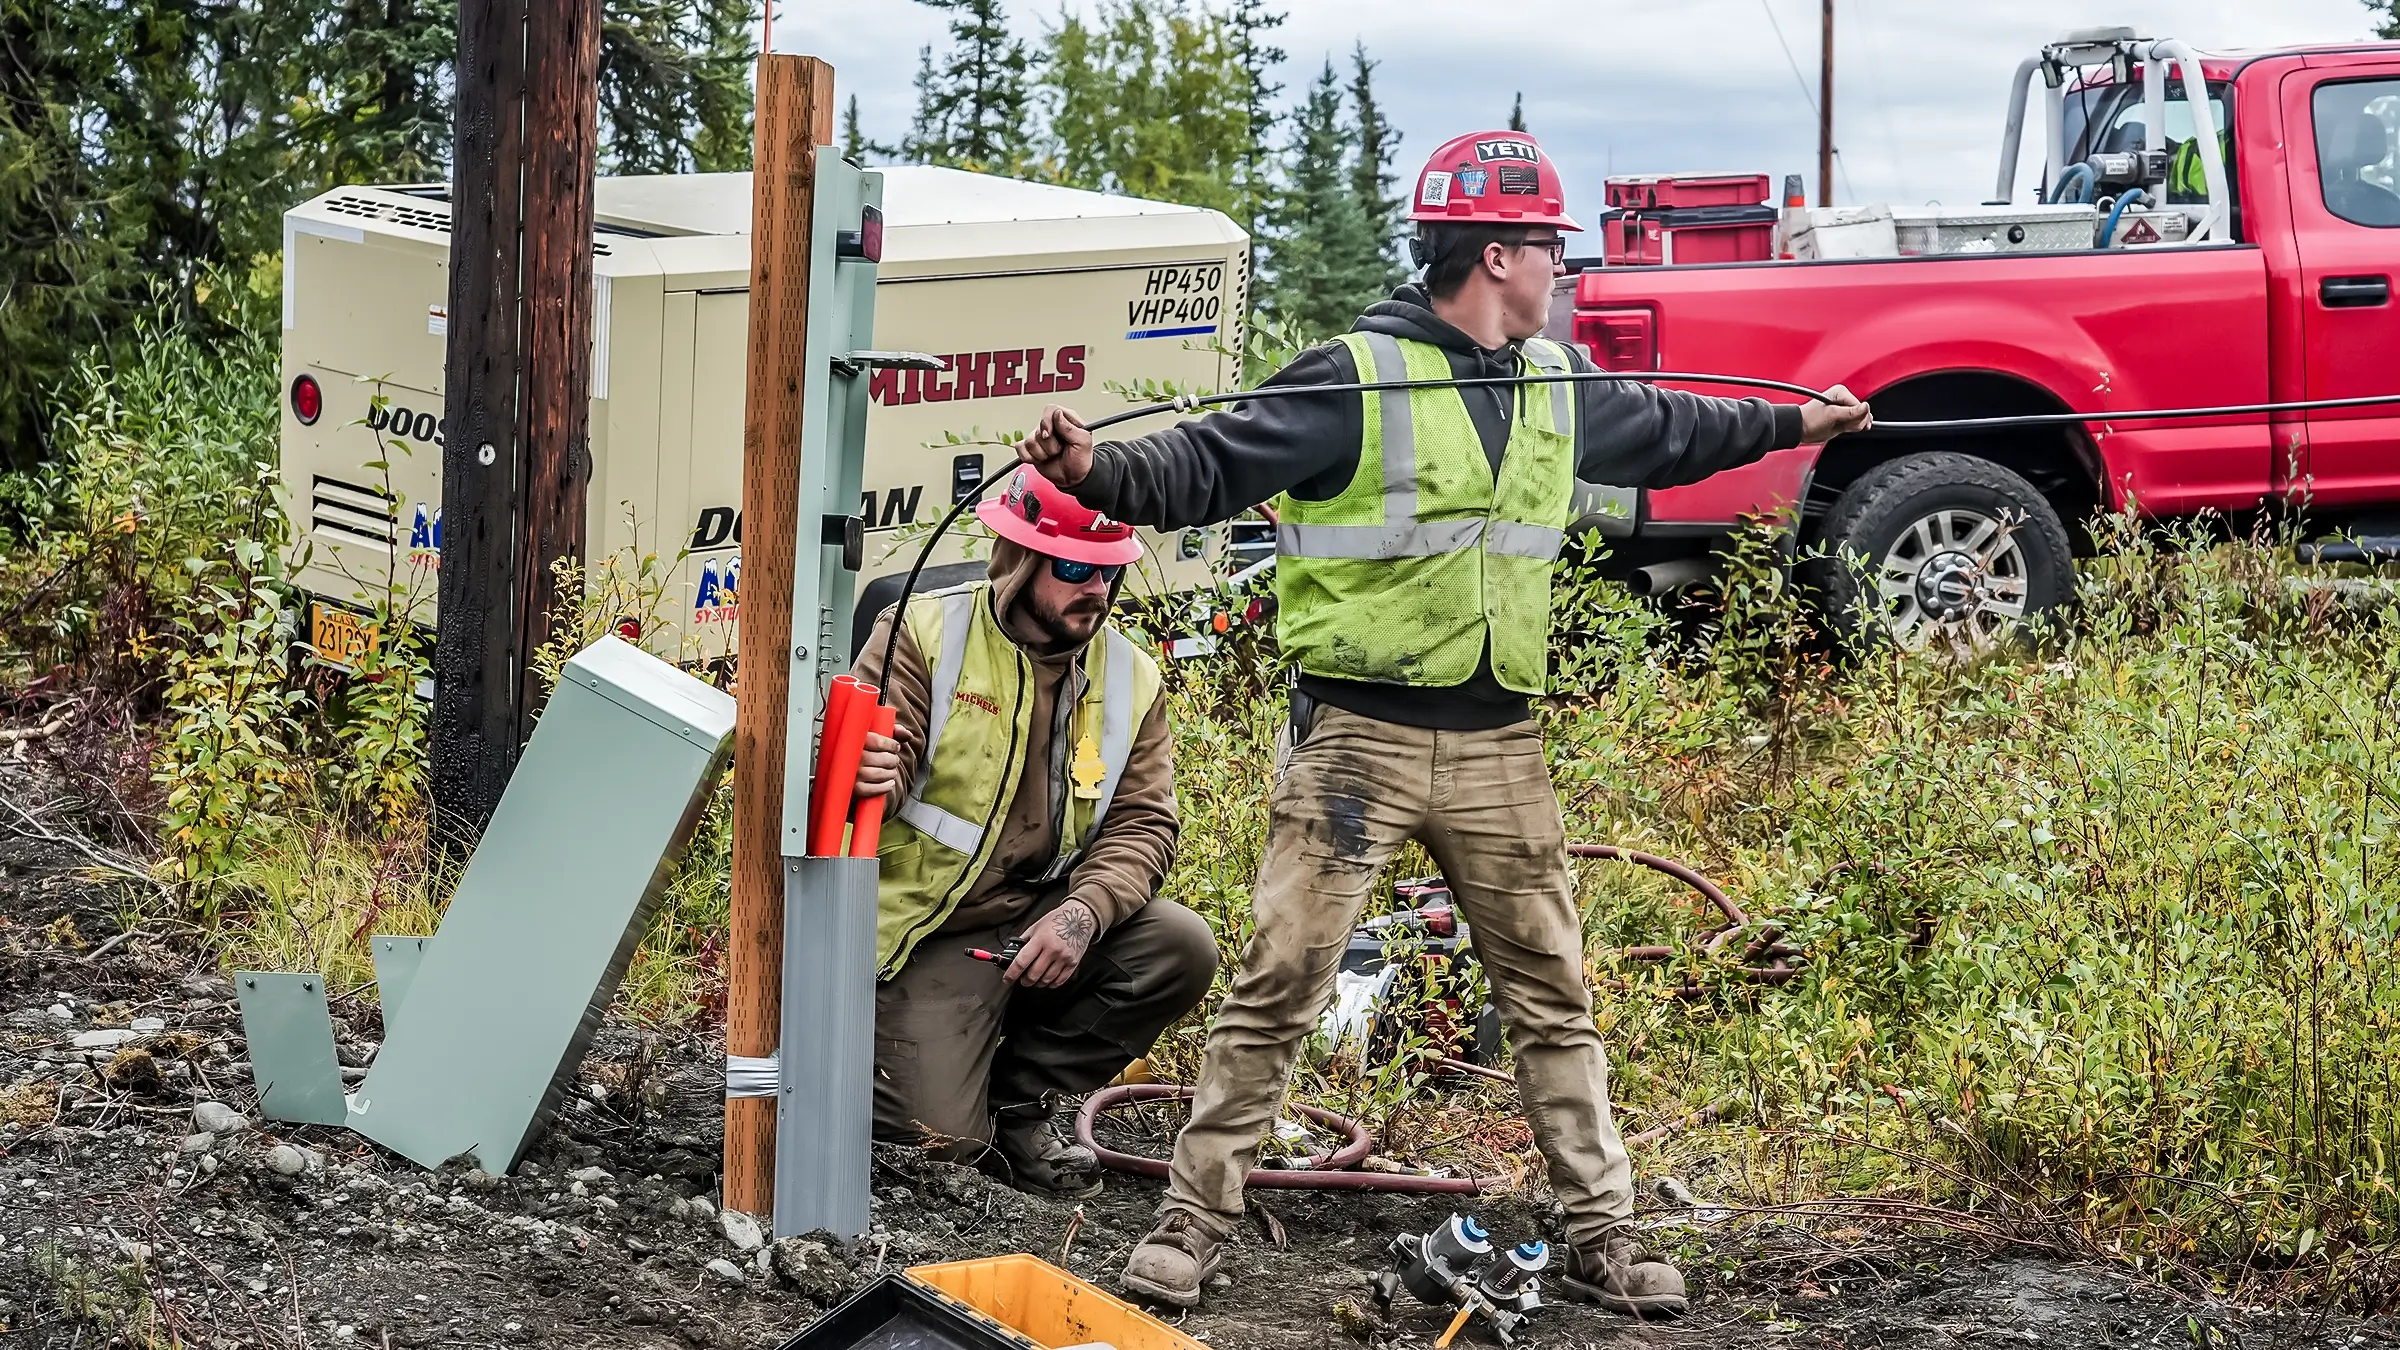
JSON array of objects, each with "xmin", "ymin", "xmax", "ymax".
[{"xmin": 309, "ymin": 602, "xmax": 378, "ymax": 668}]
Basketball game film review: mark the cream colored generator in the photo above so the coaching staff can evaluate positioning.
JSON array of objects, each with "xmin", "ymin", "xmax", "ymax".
[{"xmin": 280, "ymin": 167, "xmax": 1250, "ymax": 669}]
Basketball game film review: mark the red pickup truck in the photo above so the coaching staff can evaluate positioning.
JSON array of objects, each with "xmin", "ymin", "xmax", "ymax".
[{"xmin": 1552, "ymin": 33, "xmax": 2400, "ymax": 645}]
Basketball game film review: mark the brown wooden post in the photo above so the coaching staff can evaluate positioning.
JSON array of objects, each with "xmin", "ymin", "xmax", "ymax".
[
  {"xmin": 725, "ymin": 53, "xmax": 836, "ymax": 1222},
  {"xmin": 435, "ymin": 0, "xmax": 531, "ymax": 848},
  {"xmin": 516, "ymin": 0, "xmax": 603, "ymax": 746}
]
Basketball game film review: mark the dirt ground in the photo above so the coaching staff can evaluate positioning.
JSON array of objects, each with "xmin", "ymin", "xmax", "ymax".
[{"xmin": 2, "ymin": 821, "xmax": 2395, "ymax": 1350}]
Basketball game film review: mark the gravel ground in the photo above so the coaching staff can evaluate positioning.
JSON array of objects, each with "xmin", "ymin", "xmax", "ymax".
[{"xmin": 2, "ymin": 823, "xmax": 2394, "ymax": 1349}]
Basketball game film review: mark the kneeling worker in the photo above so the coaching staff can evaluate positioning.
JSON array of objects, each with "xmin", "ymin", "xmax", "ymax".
[
  {"xmin": 1018, "ymin": 130, "xmax": 1872, "ymax": 1314},
  {"xmin": 849, "ymin": 465, "xmax": 1216, "ymax": 1198}
]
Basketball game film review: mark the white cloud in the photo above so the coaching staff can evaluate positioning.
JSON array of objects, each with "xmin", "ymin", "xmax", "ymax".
[{"xmin": 782, "ymin": 0, "xmax": 2384, "ymax": 217}]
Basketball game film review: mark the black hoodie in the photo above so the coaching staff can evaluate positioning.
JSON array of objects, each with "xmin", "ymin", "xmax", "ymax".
[{"xmin": 1071, "ymin": 283, "xmax": 1803, "ymax": 730}]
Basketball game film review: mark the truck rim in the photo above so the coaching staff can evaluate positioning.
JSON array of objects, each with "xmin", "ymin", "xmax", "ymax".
[{"xmin": 1873, "ymin": 507, "xmax": 2029, "ymax": 647}]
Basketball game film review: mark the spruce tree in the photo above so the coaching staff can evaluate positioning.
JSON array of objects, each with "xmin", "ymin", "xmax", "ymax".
[
  {"xmin": 1508, "ymin": 91, "xmax": 1527, "ymax": 132},
  {"xmin": 2379, "ymin": 1, "xmax": 2399, "ymax": 37},
  {"xmin": 1225, "ymin": 0, "xmax": 1287, "ymax": 243},
  {"xmin": 914, "ymin": 0, "xmax": 1034, "ymax": 172},
  {"xmin": 842, "ymin": 94, "xmax": 869, "ymax": 162},
  {"xmin": 1348, "ymin": 43, "xmax": 1405, "ymax": 296},
  {"xmin": 902, "ymin": 45, "xmax": 942, "ymax": 161},
  {"xmin": 1260, "ymin": 60, "xmax": 1384, "ymax": 341},
  {"xmin": 598, "ymin": 0, "xmax": 757, "ymax": 173}
]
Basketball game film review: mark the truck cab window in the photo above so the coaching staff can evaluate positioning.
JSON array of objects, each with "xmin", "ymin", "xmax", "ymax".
[
  {"xmin": 2313, "ymin": 79, "xmax": 2400, "ymax": 228},
  {"xmin": 2078, "ymin": 82, "xmax": 2234, "ymax": 206}
]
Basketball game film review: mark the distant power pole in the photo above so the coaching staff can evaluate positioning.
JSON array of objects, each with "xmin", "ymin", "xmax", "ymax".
[
  {"xmin": 435, "ymin": 0, "xmax": 600, "ymax": 849},
  {"xmin": 1818, "ymin": 0, "xmax": 1835, "ymax": 208}
]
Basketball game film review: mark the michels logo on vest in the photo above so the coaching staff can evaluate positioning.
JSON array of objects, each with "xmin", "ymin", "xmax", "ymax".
[{"xmin": 869, "ymin": 346, "xmax": 1087, "ymax": 406}]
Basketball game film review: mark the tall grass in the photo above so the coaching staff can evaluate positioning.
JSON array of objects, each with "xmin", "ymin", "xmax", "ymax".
[{"xmin": 1164, "ymin": 523, "xmax": 2400, "ymax": 1292}]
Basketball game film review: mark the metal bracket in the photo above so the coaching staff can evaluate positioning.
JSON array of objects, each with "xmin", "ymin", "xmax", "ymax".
[
  {"xmin": 829, "ymin": 349, "xmax": 947, "ymax": 379},
  {"xmin": 235, "ymin": 973, "xmax": 349, "ymax": 1126},
  {"xmin": 371, "ymin": 935, "xmax": 434, "ymax": 1019}
]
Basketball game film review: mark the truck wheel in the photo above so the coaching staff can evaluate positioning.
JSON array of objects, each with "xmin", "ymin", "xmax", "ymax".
[{"xmin": 1806, "ymin": 452, "xmax": 2073, "ymax": 648}]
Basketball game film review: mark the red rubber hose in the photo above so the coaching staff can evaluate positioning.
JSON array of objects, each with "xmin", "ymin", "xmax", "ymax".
[
  {"xmin": 1572, "ymin": 843, "xmax": 1799, "ymax": 984},
  {"xmin": 1076, "ymin": 1084, "xmax": 1512, "ymax": 1193}
]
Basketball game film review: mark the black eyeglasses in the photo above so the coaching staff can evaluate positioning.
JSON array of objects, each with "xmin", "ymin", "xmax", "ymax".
[
  {"xmin": 1517, "ymin": 237, "xmax": 1567, "ymax": 264},
  {"xmin": 1050, "ymin": 558, "xmax": 1125, "ymax": 585}
]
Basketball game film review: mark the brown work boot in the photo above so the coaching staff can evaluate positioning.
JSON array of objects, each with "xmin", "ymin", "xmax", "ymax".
[
  {"xmin": 1120, "ymin": 1208, "xmax": 1230, "ymax": 1309},
  {"xmin": 1556, "ymin": 1233, "xmax": 1689, "ymax": 1319},
  {"xmin": 991, "ymin": 1109, "xmax": 1104, "ymax": 1199}
]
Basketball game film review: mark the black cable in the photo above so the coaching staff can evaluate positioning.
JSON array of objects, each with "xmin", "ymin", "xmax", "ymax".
[{"xmin": 873, "ymin": 366, "xmax": 2400, "ymax": 690}]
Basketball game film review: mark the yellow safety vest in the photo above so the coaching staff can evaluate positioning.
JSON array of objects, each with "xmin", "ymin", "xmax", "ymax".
[
  {"xmin": 875, "ymin": 582, "xmax": 1163, "ymax": 976},
  {"xmin": 1270, "ymin": 331, "xmax": 1579, "ymax": 694}
]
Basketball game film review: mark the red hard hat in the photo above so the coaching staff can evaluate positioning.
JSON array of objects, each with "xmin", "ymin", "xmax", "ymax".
[
  {"xmin": 1406, "ymin": 130, "xmax": 1581, "ymax": 231},
  {"xmin": 977, "ymin": 464, "xmax": 1144, "ymax": 566}
]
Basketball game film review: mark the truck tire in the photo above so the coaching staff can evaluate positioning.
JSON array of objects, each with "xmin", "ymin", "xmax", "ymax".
[{"xmin": 1804, "ymin": 452, "xmax": 2073, "ymax": 648}]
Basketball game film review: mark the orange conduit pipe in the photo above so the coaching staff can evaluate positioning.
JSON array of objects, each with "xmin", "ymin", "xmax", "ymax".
[{"xmin": 847, "ymin": 704, "xmax": 897, "ymax": 856}]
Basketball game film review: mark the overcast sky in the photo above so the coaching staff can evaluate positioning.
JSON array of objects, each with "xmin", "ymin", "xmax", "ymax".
[{"xmin": 779, "ymin": 0, "xmax": 2385, "ymax": 218}]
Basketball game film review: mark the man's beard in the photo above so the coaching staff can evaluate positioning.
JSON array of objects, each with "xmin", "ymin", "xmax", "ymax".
[{"xmin": 1021, "ymin": 591, "xmax": 1107, "ymax": 649}]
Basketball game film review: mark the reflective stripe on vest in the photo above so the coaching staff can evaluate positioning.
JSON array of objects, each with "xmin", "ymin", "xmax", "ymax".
[
  {"xmin": 898, "ymin": 590, "xmax": 1142, "ymax": 866},
  {"xmin": 896, "ymin": 588, "xmax": 983, "ymax": 854},
  {"xmin": 1273, "ymin": 333, "xmax": 1573, "ymax": 562}
]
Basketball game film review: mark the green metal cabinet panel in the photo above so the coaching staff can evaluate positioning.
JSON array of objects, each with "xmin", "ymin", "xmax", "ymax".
[{"xmin": 350, "ymin": 637, "xmax": 734, "ymax": 1171}]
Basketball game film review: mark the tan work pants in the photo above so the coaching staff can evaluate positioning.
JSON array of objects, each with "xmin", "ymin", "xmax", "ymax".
[
  {"xmin": 1164, "ymin": 706, "xmax": 1635, "ymax": 1247},
  {"xmin": 875, "ymin": 889, "xmax": 1218, "ymax": 1156}
]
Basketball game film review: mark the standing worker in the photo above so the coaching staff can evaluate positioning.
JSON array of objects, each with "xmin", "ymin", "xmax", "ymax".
[
  {"xmin": 848, "ymin": 465, "xmax": 1217, "ymax": 1197},
  {"xmin": 1017, "ymin": 130, "xmax": 1873, "ymax": 1315}
]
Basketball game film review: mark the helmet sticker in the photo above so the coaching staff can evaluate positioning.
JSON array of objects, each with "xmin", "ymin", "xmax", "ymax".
[
  {"xmin": 1457, "ymin": 169, "xmax": 1489, "ymax": 198},
  {"xmin": 1475, "ymin": 138, "xmax": 1541, "ymax": 164},
  {"xmin": 1419, "ymin": 170, "xmax": 1452, "ymax": 207},
  {"xmin": 1021, "ymin": 491, "xmax": 1042, "ymax": 522},
  {"xmin": 1498, "ymin": 163, "xmax": 1540, "ymax": 195}
]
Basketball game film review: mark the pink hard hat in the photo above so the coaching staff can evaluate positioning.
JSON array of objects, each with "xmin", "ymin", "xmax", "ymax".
[{"xmin": 977, "ymin": 464, "xmax": 1144, "ymax": 566}]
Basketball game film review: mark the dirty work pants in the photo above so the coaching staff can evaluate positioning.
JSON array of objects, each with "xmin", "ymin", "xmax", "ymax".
[
  {"xmin": 874, "ymin": 889, "xmax": 1218, "ymax": 1158},
  {"xmin": 1163, "ymin": 706, "xmax": 1634, "ymax": 1248}
]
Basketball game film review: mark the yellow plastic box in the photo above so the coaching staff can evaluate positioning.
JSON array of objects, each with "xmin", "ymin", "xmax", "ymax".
[{"xmin": 908, "ymin": 1255, "xmax": 1205, "ymax": 1350}]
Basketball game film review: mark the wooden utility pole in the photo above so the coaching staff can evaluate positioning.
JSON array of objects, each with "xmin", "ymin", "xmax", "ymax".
[
  {"xmin": 435, "ymin": 0, "xmax": 601, "ymax": 843},
  {"xmin": 725, "ymin": 53, "xmax": 836, "ymax": 1223},
  {"xmin": 515, "ymin": 0, "xmax": 603, "ymax": 749},
  {"xmin": 1818, "ymin": 0, "xmax": 1835, "ymax": 208},
  {"xmin": 436, "ymin": 0, "xmax": 531, "ymax": 847}
]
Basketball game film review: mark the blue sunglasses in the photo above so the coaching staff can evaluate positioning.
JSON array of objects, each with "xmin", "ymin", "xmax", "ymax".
[{"xmin": 1050, "ymin": 558, "xmax": 1125, "ymax": 585}]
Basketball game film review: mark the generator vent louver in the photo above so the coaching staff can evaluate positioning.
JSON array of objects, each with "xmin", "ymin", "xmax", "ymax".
[
  {"xmin": 318, "ymin": 192, "xmax": 615, "ymax": 255},
  {"xmin": 312, "ymin": 474, "xmax": 400, "ymax": 547}
]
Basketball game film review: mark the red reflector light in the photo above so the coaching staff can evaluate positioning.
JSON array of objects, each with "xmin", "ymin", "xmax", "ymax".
[
  {"xmin": 838, "ymin": 205, "xmax": 884, "ymax": 263},
  {"xmin": 1572, "ymin": 309, "xmax": 1658, "ymax": 371},
  {"xmin": 290, "ymin": 373, "xmax": 323, "ymax": 425},
  {"xmin": 614, "ymin": 617, "xmax": 642, "ymax": 641}
]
